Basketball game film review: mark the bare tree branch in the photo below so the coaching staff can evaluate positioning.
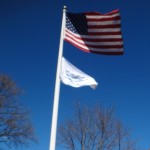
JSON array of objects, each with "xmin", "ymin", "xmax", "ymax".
[
  {"xmin": 58, "ymin": 103, "xmax": 139, "ymax": 150},
  {"xmin": 0, "ymin": 75, "xmax": 36, "ymax": 148}
]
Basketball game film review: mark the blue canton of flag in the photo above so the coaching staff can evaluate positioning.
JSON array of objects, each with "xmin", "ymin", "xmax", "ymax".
[{"xmin": 66, "ymin": 13, "xmax": 87, "ymax": 34}]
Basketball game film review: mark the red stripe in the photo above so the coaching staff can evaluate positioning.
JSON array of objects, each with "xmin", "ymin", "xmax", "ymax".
[
  {"xmin": 65, "ymin": 30, "xmax": 123, "ymax": 42},
  {"xmin": 87, "ymin": 16, "xmax": 120, "ymax": 22},
  {"xmin": 65, "ymin": 38, "xmax": 123, "ymax": 55},
  {"xmin": 66, "ymin": 33, "xmax": 123, "ymax": 42},
  {"xmin": 65, "ymin": 38, "xmax": 90, "ymax": 53},
  {"xmin": 88, "ymin": 24, "xmax": 121, "ymax": 29},
  {"xmin": 104, "ymin": 9, "xmax": 120, "ymax": 15},
  {"xmin": 88, "ymin": 31, "xmax": 122, "ymax": 35},
  {"xmin": 85, "ymin": 12, "xmax": 105, "ymax": 16},
  {"xmin": 85, "ymin": 10, "xmax": 119, "ymax": 16},
  {"xmin": 65, "ymin": 31, "xmax": 83, "ymax": 41},
  {"xmin": 65, "ymin": 35, "xmax": 123, "ymax": 49},
  {"xmin": 87, "ymin": 45, "xmax": 123, "ymax": 49},
  {"xmin": 65, "ymin": 34, "xmax": 84, "ymax": 45},
  {"xmin": 81, "ymin": 38, "xmax": 123, "ymax": 42},
  {"xmin": 91, "ymin": 50, "xmax": 123, "ymax": 55}
]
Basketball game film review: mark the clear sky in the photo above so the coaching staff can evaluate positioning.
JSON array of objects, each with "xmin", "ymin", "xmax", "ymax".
[{"xmin": 0, "ymin": 0, "xmax": 150, "ymax": 150}]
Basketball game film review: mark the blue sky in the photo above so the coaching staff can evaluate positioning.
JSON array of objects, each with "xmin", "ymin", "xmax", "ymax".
[{"xmin": 0, "ymin": 0, "xmax": 150, "ymax": 150}]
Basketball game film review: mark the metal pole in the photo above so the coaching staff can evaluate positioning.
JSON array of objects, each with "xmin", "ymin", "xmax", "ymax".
[{"xmin": 49, "ymin": 6, "xmax": 66, "ymax": 150}]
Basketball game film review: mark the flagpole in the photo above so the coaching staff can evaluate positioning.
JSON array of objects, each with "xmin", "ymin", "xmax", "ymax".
[{"xmin": 49, "ymin": 6, "xmax": 66, "ymax": 150}]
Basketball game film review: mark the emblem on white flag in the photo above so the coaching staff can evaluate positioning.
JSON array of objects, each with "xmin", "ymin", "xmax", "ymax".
[{"xmin": 60, "ymin": 57, "xmax": 98, "ymax": 89}]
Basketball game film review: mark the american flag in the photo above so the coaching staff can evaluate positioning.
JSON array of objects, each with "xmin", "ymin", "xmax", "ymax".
[{"xmin": 65, "ymin": 10, "xmax": 124, "ymax": 55}]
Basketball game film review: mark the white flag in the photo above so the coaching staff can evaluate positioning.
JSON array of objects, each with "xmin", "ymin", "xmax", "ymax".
[{"xmin": 60, "ymin": 57, "xmax": 98, "ymax": 89}]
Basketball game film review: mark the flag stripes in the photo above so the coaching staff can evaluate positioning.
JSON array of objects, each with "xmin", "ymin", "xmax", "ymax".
[{"xmin": 65, "ymin": 9, "xmax": 124, "ymax": 55}]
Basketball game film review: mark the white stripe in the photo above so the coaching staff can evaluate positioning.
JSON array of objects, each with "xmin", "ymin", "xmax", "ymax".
[
  {"xmin": 88, "ymin": 47, "xmax": 123, "ymax": 52},
  {"xmin": 65, "ymin": 36, "xmax": 89, "ymax": 50},
  {"xmin": 65, "ymin": 33, "xmax": 83, "ymax": 44},
  {"xmin": 88, "ymin": 20, "xmax": 121, "ymax": 25},
  {"xmin": 79, "ymin": 34, "xmax": 122, "ymax": 39},
  {"xmin": 66, "ymin": 37, "xmax": 124, "ymax": 53},
  {"xmin": 84, "ymin": 41, "xmax": 123, "ymax": 46},
  {"xmin": 65, "ymin": 36, "xmax": 123, "ymax": 52},
  {"xmin": 86, "ymin": 13, "xmax": 120, "ymax": 19},
  {"xmin": 65, "ymin": 29, "xmax": 122, "ymax": 39},
  {"xmin": 88, "ymin": 28, "xmax": 121, "ymax": 32},
  {"xmin": 65, "ymin": 33, "xmax": 123, "ymax": 46}
]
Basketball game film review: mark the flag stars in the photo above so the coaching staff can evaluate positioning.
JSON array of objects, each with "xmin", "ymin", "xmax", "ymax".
[{"xmin": 66, "ymin": 13, "xmax": 88, "ymax": 34}]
